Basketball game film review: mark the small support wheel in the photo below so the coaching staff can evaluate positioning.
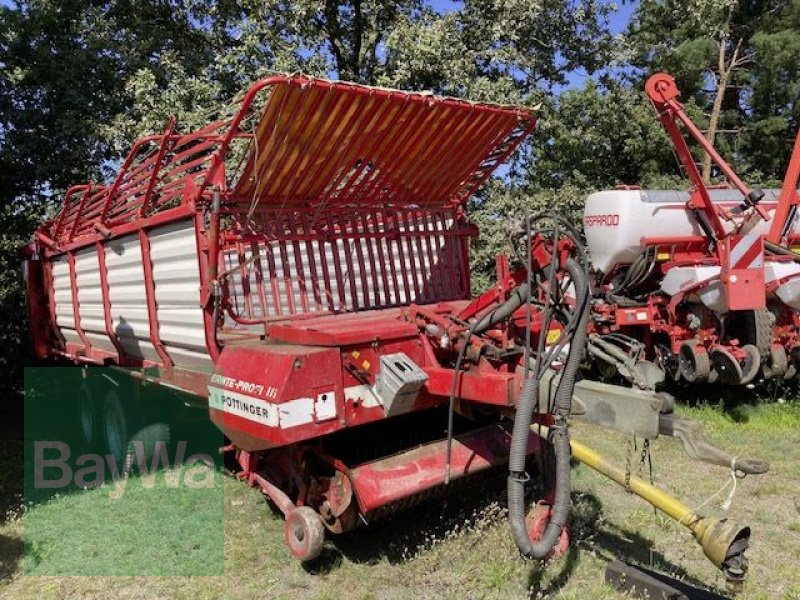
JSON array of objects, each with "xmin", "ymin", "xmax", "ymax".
[
  {"xmin": 284, "ymin": 506, "xmax": 325, "ymax": 562},
  {"xmin": 525, "ymin": 501, "xmax": 570, "ymax": 559}
]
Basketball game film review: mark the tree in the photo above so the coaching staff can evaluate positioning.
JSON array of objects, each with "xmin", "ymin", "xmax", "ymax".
[
  {"xmin": 626, "ymin": 0, "xmax": 800, "ymax": 183},
  {"xmin": 380, "ymin": 0, "xmax": 615, "ymax": 101},
  {"xmin": 0, "ymin": 0, "xmax": 621, "ymax": 369},
  {"xmin": 524, "ymin": 77, "xmax": 679, "ymax": 190}
]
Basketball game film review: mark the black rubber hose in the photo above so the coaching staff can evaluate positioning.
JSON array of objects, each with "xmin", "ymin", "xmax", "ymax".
[
  {"xmin": 471, "ymin": 282, "xmax": 531, "ymax": 335},
  {"xmin": 508, "ymin": 257, "xmax": 589, "ymax": 559},
  {"xmin": 445, "ymin": 281, "xmax": 531, "ymax": 483}
]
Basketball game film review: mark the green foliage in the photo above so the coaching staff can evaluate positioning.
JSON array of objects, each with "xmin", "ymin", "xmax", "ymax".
[
  {"xmin": 381, "ymin": 0, "xmax": 615, "ymax": 101},
  {"xmin": 525, "ymin": 78, "xmax": 679, "ymax": 190},
  {"xmin": 0, "ymin": 201, "xmax": 50, "ymax": 387},
  {"xmin": 468, "ymin": 181, "xmax": 588, "ymax": 293},
  {"xmin": 3, "ymin": 0, "xmax": 800, "ymax": 377},
  {"xmin": 626, "ymin": 0, "xmax": 800, "ymax": 180}
]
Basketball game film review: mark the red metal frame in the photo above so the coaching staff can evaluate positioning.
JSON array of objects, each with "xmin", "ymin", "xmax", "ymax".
[
  {"xmin": 95, "ymin": 240, "xmax": 127, "ymax": 365},
  {"xmin": 767, "ymin": 129, "xmax": 800, "ymax": 244},
  {"xmin": 32, "ymin": 75, "xmax": 534, "ymax": 365},
  {"xmin": 66, "ymin": 252, "xmax": 91, "ymax": 356},
  {"xmin": 138, "ymin": 229, "xmax": 173, "ymax": 368},
  {"xmin": 645, "ymin": 73, "xmax": 770, "ymax": 241},
  {"xmin": 587, "ymin": 72, "xmax": 800, "ymax": 381},
  {"xmin": 25, "ymin": 74, "xmax": 551, "ymax": 538}
]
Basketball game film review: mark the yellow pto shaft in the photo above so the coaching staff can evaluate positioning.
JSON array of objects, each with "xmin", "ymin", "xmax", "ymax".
[{"xmin": 531, "ymin": 424, "xmax": 751, "ymax": 587}]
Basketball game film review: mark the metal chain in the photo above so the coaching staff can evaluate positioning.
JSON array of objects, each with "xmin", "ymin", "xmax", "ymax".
[
  {"xmin": 638, "ymin": 438, "xmax": 657, "ymax": 515},
  {"xmin": 624, "ymin": 436, "xmax": 634, "ymax": 492},
  {"xmin": 636, "ymin": 438, "xmax": 651, "ymax": 481}
]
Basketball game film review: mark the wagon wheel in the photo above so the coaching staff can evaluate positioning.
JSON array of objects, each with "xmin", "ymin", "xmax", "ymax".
[
  {"xmin": 103, "ymin": 385, "xmax": 171, "ymax": 477},
  {"xmin": 78, "ymin": 380, "xmax": 103, "ymax": 452},
  {"xmin": 284, "ymin": 506, "xmax": 325, "ymax": 562}
]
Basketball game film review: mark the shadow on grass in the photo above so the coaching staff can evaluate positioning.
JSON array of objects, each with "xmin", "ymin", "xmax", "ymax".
[
  {"xmin": 566, "ymin": 492, "xmax": 728, "ymax": 598},
  {"xmin": 526, "ymin": 544, "xmax": 580, "ymax": 597},
  {"xmin": 0, "ymin": 392, "xmax": 23, "ymax": 525},
  {"xmin": 302, "ymin": 472, "xmax": 511, "ymax": 574},
  {"xmin": 299, "ymin": 484, "xmax": 724, "ymax": 598},
  {"xmin": 0, "ymin": 533, "xmax": 24, "ymax": 581}
]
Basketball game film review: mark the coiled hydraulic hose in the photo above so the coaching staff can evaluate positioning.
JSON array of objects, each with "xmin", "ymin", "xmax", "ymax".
[
  {"xmin": 508, "ymin": 256, "xmax": 590, "ymax": 559},
  {"xmin": 445, "ymin": 282, "xmax": 532, "ymax": 483}
]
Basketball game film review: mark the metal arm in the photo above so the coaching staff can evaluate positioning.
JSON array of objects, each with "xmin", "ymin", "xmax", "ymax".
[
  {"xmin": 766, "ymin": 129, "xmax": 800, "ymax": 244},
  {"xmin": 645, "ymin": 73, "xmax": 770, "ymax": 242}
]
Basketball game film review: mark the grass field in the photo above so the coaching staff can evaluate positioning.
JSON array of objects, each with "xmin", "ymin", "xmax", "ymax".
[{"xmin": 1, "ymin": 391, "xmax": 799, "ymax": 599}]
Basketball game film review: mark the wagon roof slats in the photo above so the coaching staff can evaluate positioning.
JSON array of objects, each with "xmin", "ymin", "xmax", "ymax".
[
  {"xmin": 232, "ymin": 75, "xmax": 537, "ymax": 209},
  {"xmin": 42, "ymin": 74, "xmax": 536, "ymax": 247}
]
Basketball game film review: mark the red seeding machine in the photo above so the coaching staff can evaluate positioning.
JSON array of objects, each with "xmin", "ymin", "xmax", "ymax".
[
  {"xmin": 25, "ymin": 73, "xmax": 772, "ymax": 589},
  {"xmin": 585, "ymin": 73, "xmax": 800, "ymax": 390}
]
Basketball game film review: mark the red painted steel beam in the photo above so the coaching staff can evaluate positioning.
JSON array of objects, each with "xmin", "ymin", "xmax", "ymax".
[
  {"xmin": 349, "ymin": 424, "xmax": 539, "ymax": 517},
  {"xmin": 194, "ymin": 212, "xmax": 221, "ymax": 362},
  {"xmin": 645, "ymin": 74, "xmax": 730, "ymax": 241},
  {"xmin": 138, "ymin": 118, "xmax": 176, "ymax": 218},
  {"xmin": 138, "ymin": 229, "xmax": 174, "ymax": 368},
  {"xmin": 424, "ymin": 366, "xmax": 517, "ymax": 406},
  {"xmin": 767, "ymin": 129, "xmax": 800, "ymax": 244},
  {"xmin": 66, "ymin": 252, "xmax": 92, "ymax": 356},
  {"xmin": 43, "ymin": 259, "xmax": 65, "ymax": 349},
  {"xmin": 95, "ymin": 240, "xmax": 127, "ymax": 364}
]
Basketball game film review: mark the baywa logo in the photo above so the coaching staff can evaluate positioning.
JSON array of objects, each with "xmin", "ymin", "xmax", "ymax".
[
  {"xmin": 24, "ymin": 367, "xmax": 225, "ymax": 576},
  {"xmin": 33, "ymin": 440, "xmax": 216, "ymax": 500}
]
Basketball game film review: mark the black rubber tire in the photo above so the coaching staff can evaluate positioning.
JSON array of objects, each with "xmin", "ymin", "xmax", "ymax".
[
  {"xmin": 752, "ymin": 309, "xmax": 773, "ymax": 355},
  {"xmin": 761, "ymin": 345, "xmax": 787, "ymax": 380},
  {"xmin": 78, "ymin": 379, "xmax": 103, "ymax": 452},
  {"xmin": 679, "ymin": 341, "xmax": 710, "ymax": 383},
  {"xmin": 102, "ymin": 385, "xmax": 171, "ymax": 477},
  {"xmin": 739, "ymin": 344, "xmax": 761, "ymax": 385},
  {"xmin": 711, "ymin": 347, "xmax": 744, "ymax": 385}
]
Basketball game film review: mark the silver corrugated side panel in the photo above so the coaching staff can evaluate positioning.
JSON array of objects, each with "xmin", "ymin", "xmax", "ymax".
[
  {"xmin": 149, "ymin": 220, "xmax": 211, "ymax": 370},
  {"xmin": 74, "ymin": 246, "xmax": 116, "ymax": 353},
  {"xmin": 104, "ymin": 233, "xmax": 160, "ymax": 363},
  {"xmin": 51, "ymin": 256, "xmax": 80, "ymax": 345}
]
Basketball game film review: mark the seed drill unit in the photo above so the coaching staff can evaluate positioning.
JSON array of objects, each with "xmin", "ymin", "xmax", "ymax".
[
  {"xmin": 585, "ymin": 73, "xmax": 800, "ymax": 390},
  {"xmin": 25, "ymin": 74, "xmax": 769, "ymax": 588}
]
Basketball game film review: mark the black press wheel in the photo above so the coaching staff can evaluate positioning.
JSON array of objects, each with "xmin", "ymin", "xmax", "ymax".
[
  {"xmin": 284, "ymin": 506, "xmax": 325, "ymax": 562},
  {"xmin": 711, "ymin": 347, "xmax": 744, "ymax": 385},
  {"xmin": 679, "ymin": 341, "xmax": 710, "ymax": 383},
  {"xmin": 739, "ymin": 344, "xmax": 761, "ymax": 385},
  {"xmin": 761, "ymin": 345, "xmax": 787, "ymax": 380}
]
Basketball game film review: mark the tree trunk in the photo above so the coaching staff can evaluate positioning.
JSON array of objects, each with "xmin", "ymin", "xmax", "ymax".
[
  {"xmin": 702, "ymin": 72, "xmax": 730, "ymax": 183},
  {"xmin": 702, "ymin": 43, "xmax": 733, "ymax": 184}
]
